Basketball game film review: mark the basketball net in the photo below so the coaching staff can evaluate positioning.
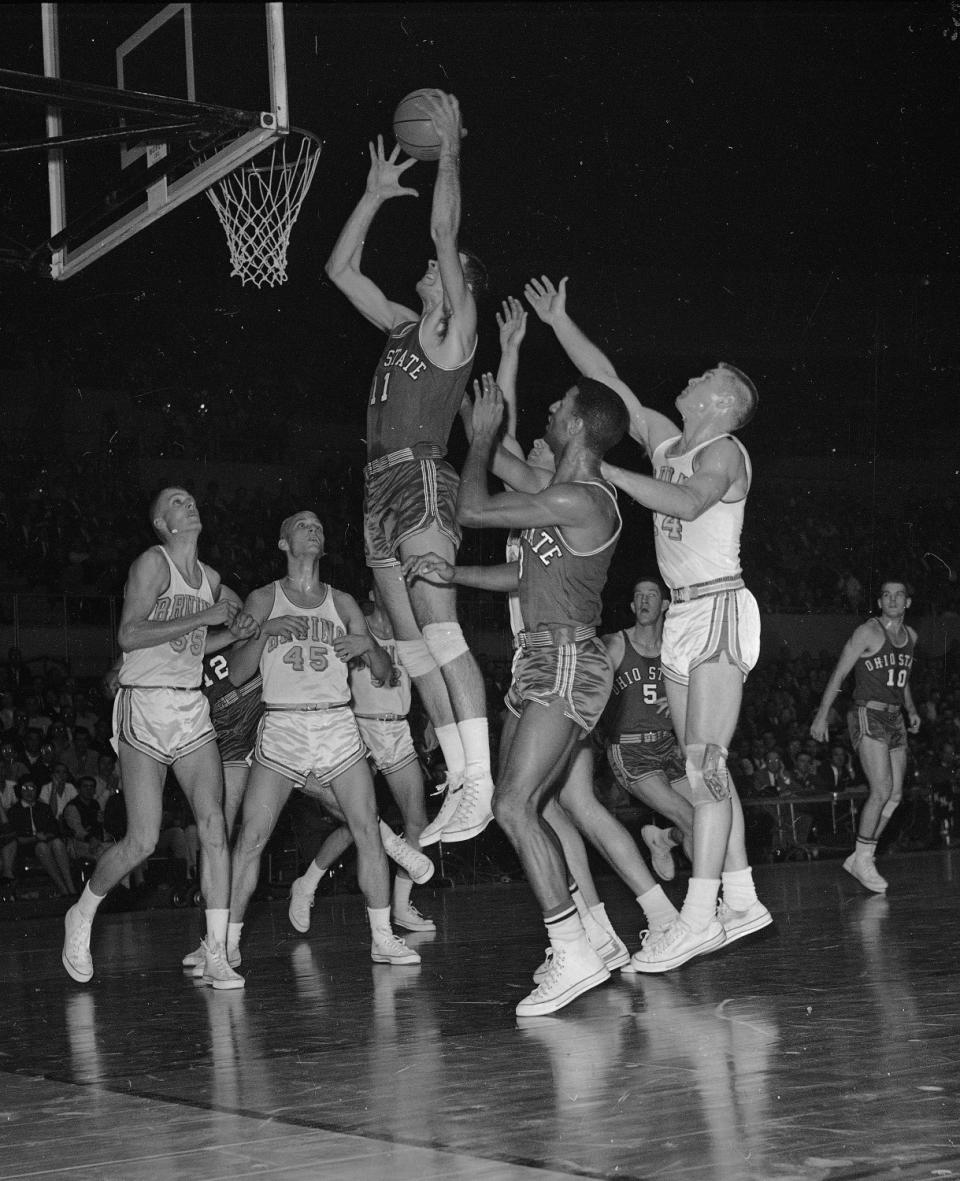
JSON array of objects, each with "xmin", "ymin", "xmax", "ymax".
[{"xmin": 207, "ymin": 130, "xmax": 322, "ymax": 288}]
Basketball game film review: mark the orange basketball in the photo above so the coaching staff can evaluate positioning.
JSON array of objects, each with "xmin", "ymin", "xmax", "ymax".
[{"xmin": 393, "ymin": 89, "xmax": 443, "ymax": 160}]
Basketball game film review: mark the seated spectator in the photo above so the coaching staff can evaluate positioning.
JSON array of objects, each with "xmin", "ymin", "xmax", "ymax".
[
  {"xmin": 791, "ymin": 752, "xmax": 819, "ymax": 795},
  {"xmin": 40, "ymin": 761, "xmax": 78, "ymax": 824},
  {"xmin": 7, "ymin": 774, "xmax": 76, "ymax": 896},
  {"xmin": 753, "ymin": 749, "xmax": 794, "ymax": 796},
  {"xmin": 94, "ymin": 751, "xmax": 121, "ymax": 809},
  {"xmin": 61, "ymin": 776, "xmax": 113, "ymax": 866},
  {"xmin": 1, "ymin": 799, "xmax": 17, "ymax": 897},
  {"xmin": 0, "ymin": 740, "xmax": 28, "ymax": 809},
  {"xmin": 817, "ymin": 744, "xmax": 858, "ymax": 793},
  {"xmin": 21, "ymin": 728, "xmax": 51, "ymax": 784},
  {"xmin": 65, "ymin": 727, "xmax": 100, "ymax": 779}
]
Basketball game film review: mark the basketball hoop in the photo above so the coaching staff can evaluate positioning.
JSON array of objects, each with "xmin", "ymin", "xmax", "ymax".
[{"xmin": 207, "ymin": 129, "xmax": 321, "ymax": 288}]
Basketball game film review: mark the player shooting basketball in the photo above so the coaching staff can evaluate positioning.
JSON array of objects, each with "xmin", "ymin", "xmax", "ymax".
[{"xmin": 325, "ymin": 90, "xmax": 495, "ymax": 848}]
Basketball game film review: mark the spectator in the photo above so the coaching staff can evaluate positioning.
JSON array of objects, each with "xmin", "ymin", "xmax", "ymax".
[
  {"xmin": 817, "ymin": 744, "xmax": 858, "ymax": 793},
  {"xmin": 753, "ymin": 750, "xmax": 794, "ymax": 796},
  {"xmin": 8, "ymin": 774, "xmax": 76, "ymax": 896},
  {"xmin": 61, "ymin": 776, "xmax": 113, "ymax": 866},
  {"xmin": 40, "ymin": 761, "xmax": 78, "ymax": 826}
]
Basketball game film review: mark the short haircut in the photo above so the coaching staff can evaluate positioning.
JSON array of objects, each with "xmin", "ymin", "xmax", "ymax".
[
  {"xmin": 460, "ymin": 249, "xmax": 490, "ymax": 302},
  {"xmin": 148, "ymin": 486, "xmax": 189, "ymax": 538},
  {"xmin": 719, "ymin": 362, "xmax": 759, "ymax": 429},
  {"xmin": 880, "ymin": 578, "xmax": 913, "ymax": 598},
  {"xmin": 279, "ymin": 511, "xmax": 322, "ymax": 542},
  {"xmin": 632, "ymin": 574, "xmax": 667, "ymax": 600},
  {"xmin": 572, "ymin": 378, "xmax": 630, "ymax": 455},
  {"xmin": 78, "ymin": 775, "xmax": 97, "ymax": 790}
]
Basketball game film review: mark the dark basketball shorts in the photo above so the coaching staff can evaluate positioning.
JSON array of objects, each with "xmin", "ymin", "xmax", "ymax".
[
  {"xmin": 210, "ymin": 679, "xmax": 264, "ymax": 765},
  {"xmin": 504, "ymin": 637, "xmax": 613, "ymax": 735},
  {"xmin": 364, "ymin": 457, "xmax": 461, "ymax": 568},
  {"xmin": 607, "ymin": 731, "xmax": 687, "ymax": 788},
  {"xmin": 848, "ymin": 704, "xmax": 907, "ymax": 752}
]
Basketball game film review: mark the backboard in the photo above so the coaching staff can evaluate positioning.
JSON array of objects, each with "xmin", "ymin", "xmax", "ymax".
[{"xmin": 7, "ymin": 3, "xmax": 289, "ymax": 279}]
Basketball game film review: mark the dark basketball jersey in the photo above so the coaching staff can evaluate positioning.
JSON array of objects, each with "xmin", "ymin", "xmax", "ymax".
[
  {"xmin": 603, "ymin": 633, "xmax": 666, "ymax": 741},
  {"xmin": 517, "ymin": 481, "xmax": 621, "ymax": 631},
  {"xmin": 853, "ymin": 624, "xmax": 915, "ymax": 707},
  {"xmin": 366, "ymin": 319, "xmax": 476, "ymax": 461},
  {"xmin": 202, "ymin": 652, "xmax": 264, "ymax": 740}
]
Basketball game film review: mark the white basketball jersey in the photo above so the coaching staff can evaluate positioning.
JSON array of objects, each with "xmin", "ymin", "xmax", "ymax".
[
  {"xmin": 651, "ymin": 434, "xmax": 751, "ymax": 589},
  {"xmin": 119, "ymin": 547, "xmax": 212, "ymax": 688},
  {"xmin": 350, "ymin": 634, "xmax": 411, "ymax": 717},
  {"xmin": 260, "ymin": 582, "xmax": 350, "ymax": 707}
]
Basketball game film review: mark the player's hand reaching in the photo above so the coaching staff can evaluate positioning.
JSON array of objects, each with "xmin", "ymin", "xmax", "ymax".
[
  {"xmin": 470, "ymin": 372, "xmax": 505, "ymax": 441},
  {"xmin": 809, "ymin": 715, "xmax": 829, "ymax": 743},
  {"xmin": 366, "ymin": 135, "xmax": 419, "ymax": 201},
  {"xmin": 524, "ymin": 275, "xmax": 568, "ymax": 324},
  {"xmin": 262, "ymin": 614, "xmax": 310, "ymax": 642},
  {"xmin": 496, "ymin": 296, "xmax": 527, "ymax": 355},
  {"xmin": 419, "ymin": 91, "xmax": 467, "ymax": 153},
  {"xmin": 203, "ymin": 598, "xmax": 240, "ymax": 628},
  {"xmin": 229, "ymin": 612, "xmax": 260, "ymax": 641},
  {"xmin": 333, "ymin": 633, "xmax": 373, "ymax": 663},
  {"xmin": 402, "ymin": 553, "xmax": 456, "ymax": 585}
]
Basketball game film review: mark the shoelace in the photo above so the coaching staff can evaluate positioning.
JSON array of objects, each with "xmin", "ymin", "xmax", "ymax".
[{"xmin": 537, "ymin": 947, "xmax": 567, "ymax": 992}]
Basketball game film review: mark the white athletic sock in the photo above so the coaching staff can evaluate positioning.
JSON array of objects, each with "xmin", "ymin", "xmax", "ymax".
[
  {"xmin": 393, "ymin": 874, "xmax": 414, "ymax": 912},
  {"xmin": 367, "ymin": 905, "xmax": 392, "ymax": 936},
  {"xmin": 636, "ymin": 885, "xmax": 679, "ymax": 929},
  {"xmin": 545, "ymin": 906, "xmax": 585, "ymax": 946},
  {"xmin": 301, "ymin": 861, "xmax": 326, "ymax": 890},
  {"xmin": 679, "ymin": 878, "xmax": 721, "ymax": 932},
  {"xmin": 721, "ymin": 867, "xmax": 758, "ymax": 911},
  {"xmin": 77, "ymin": 883, "xmax": 105, "ymax": 922},
  {"xmin": 227, "ymin": 921, "xmax": 243, "ymax": 953},
  {"xmin": 433, "ymin": 722, "xmax": 466, "ymax": 781},
  {"xmin": 457, "ymin": 717, "xmax": 491, "ymax": 781},
  {"xmin": 590, "ymin": 901, "xmax": 616, "ymax": 937},
  {"xmin": 205, "ymin": 908, "xmax": 229, "ymax": 947}
]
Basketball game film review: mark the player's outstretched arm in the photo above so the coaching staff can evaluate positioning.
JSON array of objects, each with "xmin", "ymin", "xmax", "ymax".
[
  {"xmin": 603, "ymin": 436, "xmax": 743, "ymax": 521},
  {"xmin": 422, "ymin": 91, "xmax": 476, "ymax": 363},
  {"xmin": 325, "ymin": 136, "xmax": 420, "ymax": 331},
  {"xmin": 402, "ymin": 552, "xmax": 520, "ymax": 593},
  {"xmin": 524, "ymin": 275, "xmax": 678, "ymax": 456},
  {"xmin": 810, "ymin": 622, "xmax": 877, "ymax": 741},
  {"xmin": 495, "ymin": 295, "xmax": 527, "ymax": 448}
]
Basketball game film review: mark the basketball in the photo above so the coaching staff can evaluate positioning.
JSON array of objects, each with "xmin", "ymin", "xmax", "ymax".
[{"xmin": 393, "ymin": 89, "xmax": 443, "ymax": 160}]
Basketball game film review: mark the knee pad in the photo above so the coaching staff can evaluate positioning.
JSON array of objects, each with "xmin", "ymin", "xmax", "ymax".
[
  {"xmin": 686, "ymin": 743, "xmax": 732, "ymax": 807},
  {"xmin": 422, "ymin": 621, "xmax": 470, "ymax": 668},
  {"xmin": 394, "ymin": 638, "xmax": 437, "ymax": 679},
  {"xmin": 880, "ymin": 799, "xmax": 900, "ymax": 821}
]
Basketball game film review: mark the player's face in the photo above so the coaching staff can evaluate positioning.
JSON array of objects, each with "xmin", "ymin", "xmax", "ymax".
[
  {"xmin": 675, "ymin": 366, "xmax": 726, "ymax": 416},
  {"xmin": 632, "ymin": 582, "xmax": 664, "ymax": 623},
  {"xmin": 415, "ymin": 252, "xmax": 470, "ymax": 302},
  {"xmin": 284, "ymin": 513, "xmax": 325, "ymax": 557},
  {"xmin": 878, "ymin": 583, "xmax": 909, "ymax": 617},
  {"xmin": 158, "ymin": 488, "xmax": 200, "ymax": 537},
  {"xmin": 544, "ymin": 388, "xmax": 578, "ymax": 455}
]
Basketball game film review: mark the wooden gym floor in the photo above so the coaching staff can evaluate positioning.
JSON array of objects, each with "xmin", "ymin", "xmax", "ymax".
[{"xmin": 1, "ymin": 850, "xmax": 959, "ymax": 1181}]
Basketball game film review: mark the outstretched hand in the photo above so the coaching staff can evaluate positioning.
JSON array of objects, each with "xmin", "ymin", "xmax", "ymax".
[
  {"xmin": 418, "ymin": 90, "xmax": 467, "ymax": 151},
  {"xmin": 524, "ymin": 274, "xmax": 568, "ymax": 323},
  {"xmin": 402, "ymin": 552, "xmax": 456, "ymax": 585},
  {"xmin": 470, "ymin": 372, "xmax": 505, "ymax": 440},
  {"xmin": 496, "ymin": 296, "xmax": 527, "ymax": 354},
  {"xmin": 366, "ymin": 135, "xmax": 419, "ymax": 200}
]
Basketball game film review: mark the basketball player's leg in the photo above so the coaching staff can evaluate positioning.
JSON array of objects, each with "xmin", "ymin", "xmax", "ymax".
[
  {"xmin": 844, "ymin": 731, "xmax": 896, "ymax": 892},
  {"xmin": 497, "ymin": 699, "xmax": 610, "ymax": 1013},
  {"xmin": 222, "ymin": 761, "xmax": 251, "ymax": 839},
  {"xmin": 372, "ymin": 563, "xmax": 465, "ymax": 785},
  {"xmin": 63, "ymin": 744, "xmax": 165, "ymax": 982},
  {"xmin": 175, "ymin": 742, "xmax": 231, "ymax": 908},
  {"xmin": 230, "ymin": 760, "xmax": 295, "ymax": 922},
  {"xmin": 629, "ymin": 768, "xmax": 695, "ymax": 852}
]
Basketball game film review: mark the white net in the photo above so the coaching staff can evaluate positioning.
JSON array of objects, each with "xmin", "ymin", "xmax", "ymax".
[{"xmin": 207, "ymin": 130, "xmax": 321, "ymax": 288}]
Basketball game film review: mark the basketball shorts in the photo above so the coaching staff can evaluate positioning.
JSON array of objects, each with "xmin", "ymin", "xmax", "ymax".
[
  {"xmin": 112, "ymin": 686, "xmax": 216, "ymax": 766},
  {"xmin": 254, "ymin": 707, "xmax": 366, "ymax": 788},
  {"xmin": 364, "ymin": 456, "xmax": 461, "ymax": 568},
  {"xmin": 661, "ymin": 587, "xmax": 761, "ymax": 686},
  {"xmin": 356, "ymin": 715, "xmax": 419, "ymax": 776},
  {"xmin": 210, "ymin": 679, "xmax": 264, "ymax": 766},
  {"xmin": 505, "ymin": 637, "xmax": 613, "ymax": 735},
  {"xmin": 607, "ymin": 731, "xmax": 687, "ymax": 788},
  {"xmin": 847, "ymin": 704, "xmax": 907, "ymax": 752}
]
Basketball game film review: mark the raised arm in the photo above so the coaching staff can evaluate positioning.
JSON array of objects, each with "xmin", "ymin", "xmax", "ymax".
[
  {"xmin": 495, "ymin": 295, "xmax": 527, "ymax": 446},
  {"xmin": 117, "ymin": 551, "xmax": 238, "ymax": 653},
  {"xmin": 325, "ymin": 136, "xmax": 420, "ymax": 331},
  {"xmin": 420, "ymin": 92, "xmax": 476, "ymax": 365},
  {"xmin": 524, "ymin": 274, "xmax": 679, "ymax": 456}
]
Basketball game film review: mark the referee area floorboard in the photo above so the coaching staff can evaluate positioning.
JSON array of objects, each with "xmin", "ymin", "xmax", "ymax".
[{"xmin": 2, "ymin": 850, "xmax": 959, "ymax": 1181}]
